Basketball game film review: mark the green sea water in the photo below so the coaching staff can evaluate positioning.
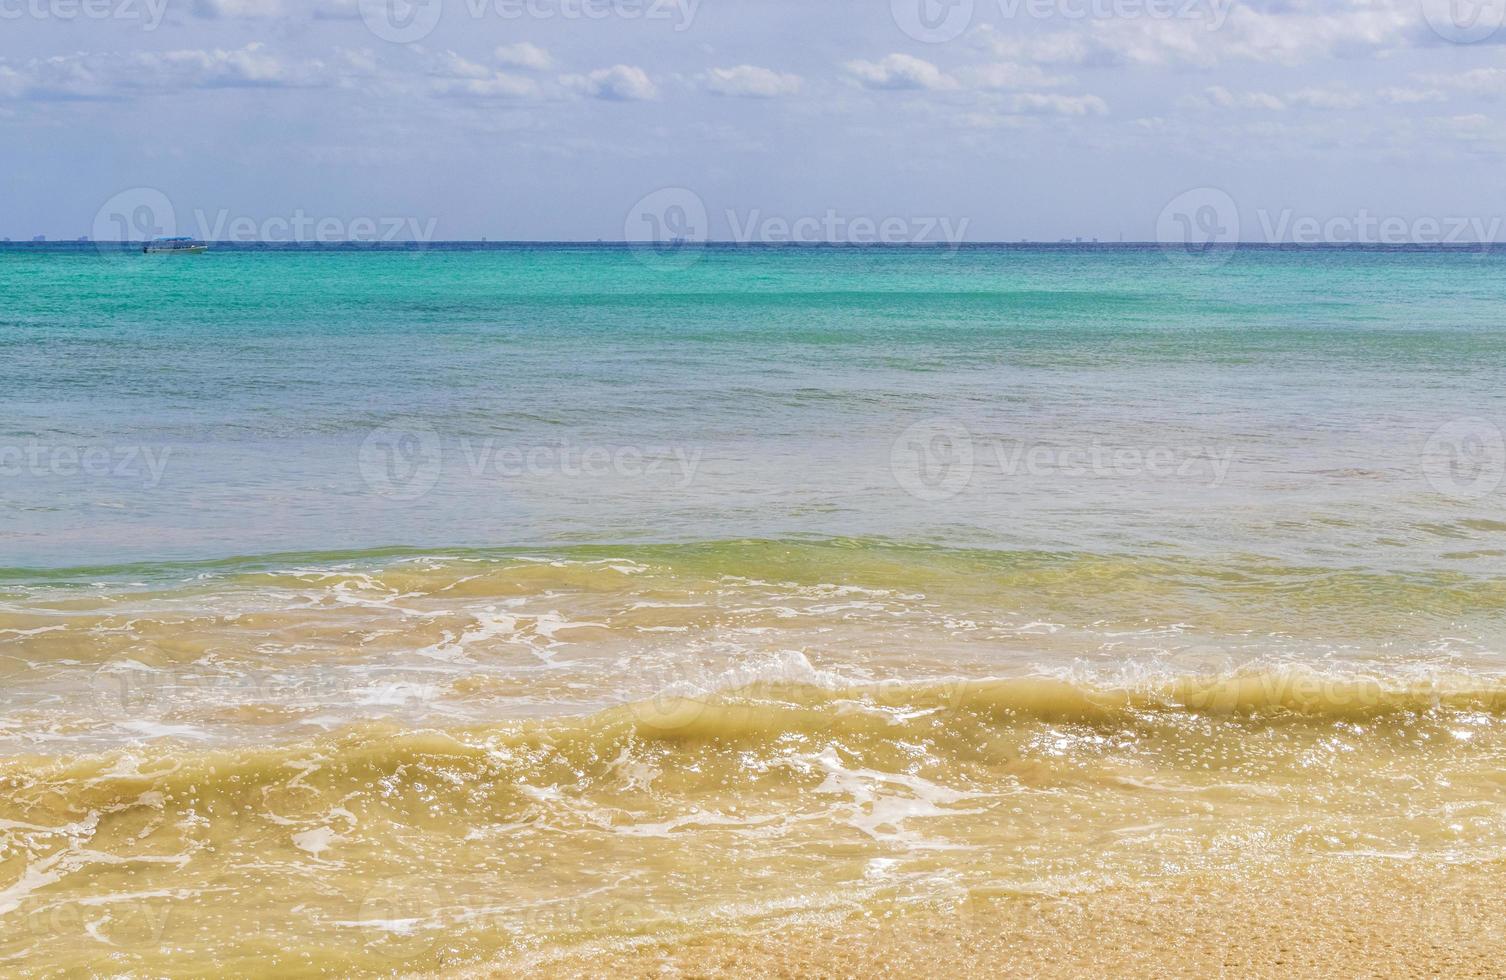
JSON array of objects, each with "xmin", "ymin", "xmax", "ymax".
[
  {"xmin": 3, "ymin": 244, "xmax": 1506, "ymax": 974},
  {"xmin": 2, "ymin": 244, "xmax": 1504, "ymax": 572}
]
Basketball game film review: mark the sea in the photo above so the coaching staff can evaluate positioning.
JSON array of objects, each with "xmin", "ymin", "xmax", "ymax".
[{"xmin": 2, "ymin": 242, "xmax": 1504, "ymax": 974}]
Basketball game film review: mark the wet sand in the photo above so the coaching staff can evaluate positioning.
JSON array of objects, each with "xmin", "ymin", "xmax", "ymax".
[{"xmin": 456, "ymin": 857, "xmax": 1506, "ymax": 978}]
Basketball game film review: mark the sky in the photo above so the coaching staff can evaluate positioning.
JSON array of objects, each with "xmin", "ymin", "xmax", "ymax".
[{"xmin": 6, "ymin": 0, "xmax": 1506, "ymax": 242}]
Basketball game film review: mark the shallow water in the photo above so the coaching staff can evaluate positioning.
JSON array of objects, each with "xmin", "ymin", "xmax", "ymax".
[{"xmin": 1, "ymin": 245, "xmax": 1505, "ymax": 974}]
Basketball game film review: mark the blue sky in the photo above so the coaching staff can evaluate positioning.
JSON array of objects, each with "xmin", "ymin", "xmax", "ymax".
[{"xmin": 7, "ymin": 0, "xmax": 1506, "ymax": 241}]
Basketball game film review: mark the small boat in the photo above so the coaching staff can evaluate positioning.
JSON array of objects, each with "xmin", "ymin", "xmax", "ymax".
[{"xmin": 143, "ymin": 236, "xmax": 207, "ymax": 254}]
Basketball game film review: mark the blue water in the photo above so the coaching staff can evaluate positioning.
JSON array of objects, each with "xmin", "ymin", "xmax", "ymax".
[{"xmin": 3, "ymin": 243, "xmax": 1504, "ymax": 573}]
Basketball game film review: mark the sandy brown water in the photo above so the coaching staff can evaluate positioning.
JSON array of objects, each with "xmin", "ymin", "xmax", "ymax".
[
  {"xmin": 469, "ymin": 857, "xmax": 1505, "ymax": 978},
  {"xmin": 4, "ymin": 542, "xmax": 1506, "ymax": 975}
]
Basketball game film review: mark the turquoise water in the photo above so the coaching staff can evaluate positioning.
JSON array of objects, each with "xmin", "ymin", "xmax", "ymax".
[
  {"xmin": 3, "ymin": 244, "xmax": 1503, "ymax": 573},
  {"xmin": 5, "ymin": 245, "xmax": 1506, "ymax": 974}
]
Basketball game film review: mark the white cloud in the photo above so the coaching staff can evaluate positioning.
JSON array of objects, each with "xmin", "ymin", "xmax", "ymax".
[
  {"xmin": 1243, "ymin": 91, "xmax": 1287, "ymax": 111},
  {"xmin": 1433, "ymin": 112, "xmax": 1503, "ymax": 150},
  {"xmin": 560, "ymin": 64, "xmax": 658, "ymax": 101},
  {"xmin": 844, "ymin": 54, "xmax": 957, "ymax": 91},
  {"xmin": 495, "ymin": 43, "xmax": 553, "ymax": 71},
  {"xmin": 957, "ymin": 62, "xmax": 1067, "ymax": 90},
  {"xmin": 192, "ymin": 0, "xmax": 279, "ymax": 15},
  {"xmin": 1414, "ymin": 67, "xmax": 1506, "ymax": 98},
  {"xmin": 433, "ymin": 73, "xmax": 538, "ymax": 98},
  {"xmin": 978, "ymin": 30, "xmax": 1097, "ymax": 67},
  {"xmin": 976, "ymin": 1, "xmax": 1420, "ymax": 70},
  {"xmin": 1181, "ymin": 85, "xmax": 1286, "ymax": 110},
  {"xmin": 1443, "ymin": 112, "xmax": 1491, "ymax": 128},
  {"xmin": 1005, "ymin": 92, "xmax": 1109, "ymax": 116},
  {"xmin": 1378, "ymin": 86, "xmax": 1445, "ymax": 104},
  {"xmin": 428, "ymin": 50, "xmax": 537, "ymax": 98},
  {"xmin": 137, "ymin": 43, "xmax": 294, "ymax": 87},
  {"xmin": 0, "ymin": 43, "xmax": 338, "ymax": 99},
  {"xmin": 192, "ymin": 0, "xmax": 358, "ymax": 18},
  {"xmin": 435, "ymin": 51, "xmax": 492, "ymax": 80},
  {"xmin": 1183, "ymin": 83, "xmax": 1377, "ymax": 112},
  {"xmin": 1285, "ymin": 86, "xmax": 1366, "ymax": 109},
  {"xmin": 704, "ymin": 65, "xmax": 802, "ymax": 98}
]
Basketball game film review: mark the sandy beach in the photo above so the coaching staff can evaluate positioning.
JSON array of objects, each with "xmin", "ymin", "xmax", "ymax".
[{"xmin": 462, "ymin": 857, "xmax": 1506, "ymax": 978}]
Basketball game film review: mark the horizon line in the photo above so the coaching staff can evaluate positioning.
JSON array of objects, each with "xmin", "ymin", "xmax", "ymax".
[{"xmin": 8, "ymin": 240, "xmax": 1506, "ymax": 248}]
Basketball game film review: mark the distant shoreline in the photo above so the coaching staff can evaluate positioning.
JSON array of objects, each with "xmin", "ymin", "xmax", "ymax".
[{"xmin": 7, "ymin": 240, "xmax": 1506, "ymax": 251}]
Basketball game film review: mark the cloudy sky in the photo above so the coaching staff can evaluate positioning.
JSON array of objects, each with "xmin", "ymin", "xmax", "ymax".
[{"xmin": 6, "ymin": 0, "xmax": 1506, "ymax": 241}]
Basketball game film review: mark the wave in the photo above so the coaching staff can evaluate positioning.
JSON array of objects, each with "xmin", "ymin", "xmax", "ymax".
[
  {"xmin": 5, "ymin": 664, "xmax": 1506, "ymax": 973},
  {"xmin": 4, "ymin": 536, "xmax": 1505, "ymax": 615},
  {"xmin": 7, "ymin": 667, "xmax": 1506, "ymax": 796}
]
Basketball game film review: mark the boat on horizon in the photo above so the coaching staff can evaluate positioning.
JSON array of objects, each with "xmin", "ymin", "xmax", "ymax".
[{"xmin": 143, "ymin": 236, "xmax": 207, "ymax": 254}]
